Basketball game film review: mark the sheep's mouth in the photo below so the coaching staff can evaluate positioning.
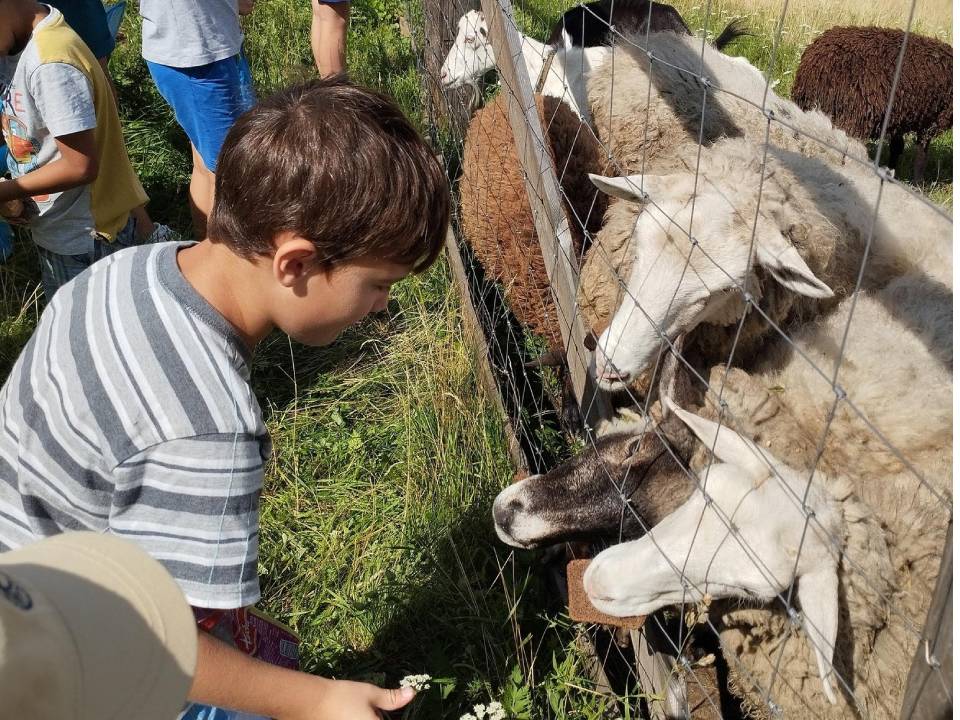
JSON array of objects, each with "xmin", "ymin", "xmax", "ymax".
[
  {"xmin": 596, "ymin": 372, "xmax": 633, "ymax": 391},
  {"xmin": 493, "ymin": 524, "xmax": 538, "ymax": 550}
]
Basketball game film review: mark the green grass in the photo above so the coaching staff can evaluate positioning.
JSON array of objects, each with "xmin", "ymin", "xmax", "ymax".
[{"xmin": 0, "ymin": 0, "xmax": 950, "ymax": 717}]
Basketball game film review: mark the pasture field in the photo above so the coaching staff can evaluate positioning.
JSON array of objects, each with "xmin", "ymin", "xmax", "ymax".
[{"xmin": 0, "ymin": 0, "xmax": 950, "ymax": 718}]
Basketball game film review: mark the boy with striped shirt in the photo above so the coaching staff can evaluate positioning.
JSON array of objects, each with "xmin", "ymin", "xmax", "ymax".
[{"xmin": 0, "ymin": 78, "xmax": 449, "ymax": 717}]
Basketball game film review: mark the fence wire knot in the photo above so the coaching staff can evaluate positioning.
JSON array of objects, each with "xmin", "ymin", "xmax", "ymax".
[
  {"xmin": 786, "ymin": 606, "xmax": 801, "ymax": 628},
  {"xmin": 875, "ymin": 164, "xmax": 896, "ymax": 181},
  {"xmin": 833, "ymin": 385, "xmax": 847, "ymax": 401},
  {"xmin": 924, "ymin": 639, "xmax": 941, "ymax": 669}
]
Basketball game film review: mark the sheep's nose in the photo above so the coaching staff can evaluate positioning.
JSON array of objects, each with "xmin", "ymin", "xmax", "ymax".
[
  {"xmin": 583, "ymin": 557, "xmax": 620, "ymax": 602},
  {"xmin": 493, "ymin": 495, "xmax": 524, "ymax": 534},
  {"xmin": 595, "ymin": 349, "xmax": 628, "ymax": 383},
  {"xmin": 583, "ymin": 330, "xmax": 598, "ymax": 352}
]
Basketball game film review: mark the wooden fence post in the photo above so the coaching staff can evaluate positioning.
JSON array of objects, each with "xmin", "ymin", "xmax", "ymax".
[
  {"xmin": 900, "ymin": 521, "xmax": 952, "ymax": 719},
  {"xmin": 477, "ymin": 0, "xmax": 611, "ymax": 431},
  {"xmin": 423, "ymin": 0, "xmax": 476, "ymax": 140}
]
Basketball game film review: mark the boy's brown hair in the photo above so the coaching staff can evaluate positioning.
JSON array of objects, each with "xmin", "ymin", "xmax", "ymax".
[{"xmin": 208, "ymin": 77, "xmax": 449, "ymax": 273}]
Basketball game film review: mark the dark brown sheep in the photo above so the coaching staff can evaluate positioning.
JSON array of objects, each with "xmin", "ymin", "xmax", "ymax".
[
  {"xmin": 460, "ymin": 93, "xmax": 608, "ymax": 351},
  {"xmin": 791, "ymin": 26, "xmax": 952, "ymax": 180}
]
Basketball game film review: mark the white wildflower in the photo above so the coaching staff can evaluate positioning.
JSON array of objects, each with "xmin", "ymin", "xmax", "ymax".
[
  {"xmin": 487, "ymin": 701, "xmax": 505, "ymax": 720},
  {"xmin": 473, "ymin": 704, "xmax": 487, "ymax": 717},
  {"xmin": 460, "ymin": 714, "xmax": 476, "ymax": 720},
  {"xmin": 399, "ymin": 673, "xmax": 432, "ymax": 691}
]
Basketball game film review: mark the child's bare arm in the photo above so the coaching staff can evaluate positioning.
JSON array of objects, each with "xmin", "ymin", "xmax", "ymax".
[
  {"xmin": 191, "ymin": 630, "xmax": 416, "ymax": 720},
  {"xmin": 0, "ymin": 129, "xmax": 98, "ymax": 203}
]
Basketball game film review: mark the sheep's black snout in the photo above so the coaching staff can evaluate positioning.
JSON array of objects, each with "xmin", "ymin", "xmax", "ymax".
[{"xmin": 493, "ymin": 496, "xmax": 524, "ymax": 533}]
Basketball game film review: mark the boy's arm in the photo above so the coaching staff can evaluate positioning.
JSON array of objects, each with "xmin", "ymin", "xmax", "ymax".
[
  {"xmin": 0, "ymin": 61, "xmax": 99, "ymax": 206},
  {"xmin": 110, "ymin": 435, "xmax": 415, "ymax": 718},
  {"xmin": 0, "ymin": 129, "xmax": 98, "ymax": 203},
  {"xmin": 192, "ymin": 630, "xmax": 416, "ymax": 719}
]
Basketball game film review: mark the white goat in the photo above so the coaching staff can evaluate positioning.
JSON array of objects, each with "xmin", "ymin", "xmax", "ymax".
[
  {"xmin": 439, "ymin": 9, "xmax": 608, "ymax": 120},
  {"xmin": 583, "ymin": 398, "xmax": 846, "ymax": 704}
]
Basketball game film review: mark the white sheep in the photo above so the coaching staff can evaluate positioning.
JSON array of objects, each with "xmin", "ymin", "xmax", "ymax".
[
  {"xmin": 583, "ymin": 134, "xmax": 952, "ymax": 393},
  {"xmin": 439, "ymin": 9, "xmax": 610, "ymax": 120},
  {"xmin": 584, "ymin": 29, "xmax": 867, "ymax": 175},
  {"xmin": 581, "ymin": 277, "xmax": 952, "ymax": 717},
  {"xmin": 576, "ymin": 29, "xmax": 875, "ymax": 346}
]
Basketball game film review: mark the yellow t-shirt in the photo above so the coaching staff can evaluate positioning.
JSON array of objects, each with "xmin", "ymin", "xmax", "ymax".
[{"xmin": 0, "ymin": 7, "xmax": 147, "ymax": 253}]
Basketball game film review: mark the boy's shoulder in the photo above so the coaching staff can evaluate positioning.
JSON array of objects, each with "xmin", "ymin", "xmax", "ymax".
[
  {"xmin": 26, "ymin": 8, "xmax": 100, "ymax": 73},
  {"xmin": 43, "ymin": 242, "xmax": 267, "ymax": 460}
]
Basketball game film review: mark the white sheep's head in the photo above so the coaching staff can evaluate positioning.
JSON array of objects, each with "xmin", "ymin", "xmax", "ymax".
[
  {"xmin": 583, "ymin": 399, "xmax": 843, "ymax": 705},
  {"xmin": 440, "ymin": 10, "xmax": 494, "ymax": 88},
  {"xmin": 586, "ymin": 170, "xmax": 833, "ymax": 390}
]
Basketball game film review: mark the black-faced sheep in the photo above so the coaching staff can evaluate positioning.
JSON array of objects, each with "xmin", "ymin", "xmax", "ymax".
[
  {"xmin": 460, "ymin": 92, "xmax": 607, "ymax": 351},
  {"xmin": 440, "ymin": 5, "xmax": 747, "ymax": 122},
  {"xmin": 546, "ymin": 0, "xmax": 692, "ymax": 48},
  {"xmin": 791, "ymin": 26, "xmax": 953, "ymax": 181}
]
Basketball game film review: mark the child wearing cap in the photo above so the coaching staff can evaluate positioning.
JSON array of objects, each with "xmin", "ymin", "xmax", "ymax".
[
  {"xmin": 0, "ymin": 77, "xmax": 449, "ymax": 718},
  {"xmin": 140, "ymin": 0, "xmax": 256, "ymax": 237},
  {"xmin": 0, "ymin": 532, "xmax": 197, "ymax": 720},
  {"xmin": 0, "ymin": 0, "xmax": 170, "ymax": 300}
]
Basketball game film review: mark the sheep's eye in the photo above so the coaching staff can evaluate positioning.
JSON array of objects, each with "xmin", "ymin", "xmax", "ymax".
[{"xmin": 478, "ymin": 25, "xmax": 488, "ymax": 37}]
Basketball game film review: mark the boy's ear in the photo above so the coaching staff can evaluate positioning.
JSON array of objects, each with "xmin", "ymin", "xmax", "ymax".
[{"xmin": 272, "ymin": 234, "xmax": 319, "ymax": 288}]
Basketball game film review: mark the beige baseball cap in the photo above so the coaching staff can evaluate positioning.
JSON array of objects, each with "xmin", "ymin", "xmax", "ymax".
[{"xmin": 0, "ymin": 532, "xmax": 197, "ymax": 719}]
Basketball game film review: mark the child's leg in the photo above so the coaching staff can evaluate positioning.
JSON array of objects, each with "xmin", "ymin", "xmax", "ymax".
[
  {"xmin": 146, "ymin": 56, "xmax": 255, "ymax": 239},
  {"xmin": 37, "ymin": 215, "xmax": 175, "ymax": 300},
  {"xmin": 36, "ymin": 247, "xmax": 92, "ymax": 301},
  {"xmin": 311, "ymin": 0, "xmax": 351, "ymax": 77},
  {"xmin": 188, "ymin": 144, "xmax": 216, "ymax": 238}
]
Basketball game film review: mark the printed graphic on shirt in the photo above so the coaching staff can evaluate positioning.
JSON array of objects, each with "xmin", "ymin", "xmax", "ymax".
[{"xmin": 1, "ymin": 114, "xmax": 40, "ymax": 171}]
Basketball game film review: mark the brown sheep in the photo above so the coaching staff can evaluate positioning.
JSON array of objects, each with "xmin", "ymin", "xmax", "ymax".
[
  {"xmin": 791, "ymin": 26, "xmax": 953, "ymax": 180},
  {"xmin": 459, "ymin": 92, "xmax": 608, "ymax": 351}
]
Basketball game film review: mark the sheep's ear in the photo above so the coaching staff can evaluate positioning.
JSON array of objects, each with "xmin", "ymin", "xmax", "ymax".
[
  {"xmin": 797, "ymin": 567, "xmax": 840, "ymax": 705},
  {"xmin": 588, "ymin": 174, "xmax": 652, "ymax": 203},
  {"xmin": 656, "ymin": 337, "xmax": 697, "ymax": 460},
  {"xmin": 756, "ymin": 233, "xmax": 833, "ymax": 299},
  {"xmin": 662, "ymin": 397, "xmax": 769, "ymax": 483}
]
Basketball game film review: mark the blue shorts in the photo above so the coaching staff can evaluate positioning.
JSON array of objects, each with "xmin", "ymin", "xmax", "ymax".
[
  {"xmin": 146, "ymin": 53, "xmax": 256, "ymax": 172},
  {"xmin": 48, "ymin": 0, "xmax": 116, "ymax": 59}
]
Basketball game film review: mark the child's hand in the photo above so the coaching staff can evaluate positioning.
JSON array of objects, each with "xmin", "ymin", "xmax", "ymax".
[
  {"xmin": 291, "ymin": 677, "xmax": 416, "ymax": 720},
  {"xmin": 0, "ymin": 198, "xmax": 26, "ymax": 225}
]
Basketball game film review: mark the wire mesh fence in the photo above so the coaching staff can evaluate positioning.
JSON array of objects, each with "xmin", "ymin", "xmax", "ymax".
[{"xmin": 405, "ymin": 0, "xmax": 952, "ymax": 716}]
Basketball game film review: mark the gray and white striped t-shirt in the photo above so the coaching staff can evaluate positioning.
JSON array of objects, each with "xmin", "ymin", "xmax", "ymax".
[{"xmin": 0, "ymin": 241, "xmax": 270, "ymax": 609}]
